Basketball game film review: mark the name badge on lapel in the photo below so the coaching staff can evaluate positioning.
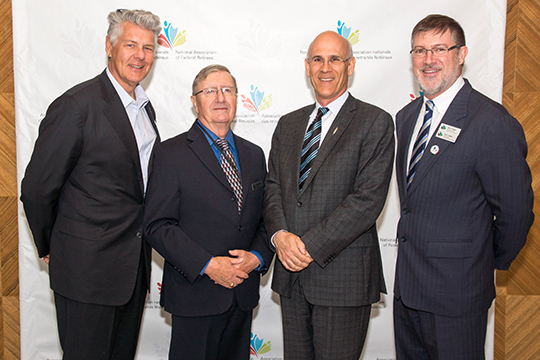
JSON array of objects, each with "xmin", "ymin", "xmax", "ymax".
[
  {"xmin": 251, "ymin": 180, "xmax": 264, "ymax": 191},
  {"xmin": 435, "ymin": 123, "xmax": 461, "ymax": 143}
]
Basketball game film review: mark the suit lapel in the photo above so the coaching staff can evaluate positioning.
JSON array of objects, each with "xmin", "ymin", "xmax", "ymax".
[
  {"xmin": 187, "ymin": 122, "xmax": 233, "ymax": 193},
  {"xmin": 99, "ymin": 72, "xmax": 143, "ymax": 191},
  {"xmin": 397, "ymin": 99, "xmax": 423, "ymax": 199},
  {"xmin": 291, "ymin": 106, "xmax": 316, "ymax": 196},
  {"xmin": 299, "ymin": 97, "xmax": 355, "ymax": 194},
  {"xmin": 405, "ymin": 82, "xmax": 472, "ymax": 197}
]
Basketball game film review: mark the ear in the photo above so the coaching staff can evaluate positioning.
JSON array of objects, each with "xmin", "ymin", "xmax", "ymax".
[
  {"xmin": 191, "ymin": 95, "xmax": 199, "ymax": 114},
  {"xmin": 305, "ymin": 58, "xmax": 311, "ymax": 78},
  {"xmin": 105, "ymin": 36, "xmax": 113, "ymax": 57},
  {"xmin": 458, "ymin": 45, "xmax": 468, "ymax": 65},
  {"xmin": 347, "ymin": 56, "xmax": 356, "ymax": 76}
]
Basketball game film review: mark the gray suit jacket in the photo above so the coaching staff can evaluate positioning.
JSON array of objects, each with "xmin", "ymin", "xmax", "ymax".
[
  {"xmin": 264, "ymin": 94, "xmax": 394, "ymax": 306},
  {"xmin": 394, "ymin": 79, "xmax": 534, "ymax": 317}
]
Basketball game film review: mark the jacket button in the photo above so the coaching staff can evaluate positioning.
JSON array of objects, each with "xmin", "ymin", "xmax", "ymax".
[
  {"xmin": 400, "ymin": 237, "xmax": 407, "ymax": 243},
  {"xmin": 238, "ymin": 226, "xmax": 243, "ymax": 231},
  {"xmin": 231, "ymin": 197, "xmax": 236, "ymax": 201},
  {"xmin": 297, "ymin": 201, "xmax": 303, "ymax": 207},
  {"xmin": 402, "ymin": 208, "xmax": 409, "ymax": 215},
  {"xmin": 136, "ymin": 232, "xmax": 142, "ymax": 239}
]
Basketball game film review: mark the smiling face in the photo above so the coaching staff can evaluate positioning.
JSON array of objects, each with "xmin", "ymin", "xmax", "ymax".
[
  {"xmin": 412, "ymin": 29, "xmax": 468, "ymax": 99},
  {"xmin": 191, "ymin": 70, "xmax": 237, "ymax": 136},
  {"xmin": 305, "ymin": 31, "xmax": 355, "ymax": 106},
  {"xmin": 106, "ymin": 21, "xmax": 156, "ymax": 98}
]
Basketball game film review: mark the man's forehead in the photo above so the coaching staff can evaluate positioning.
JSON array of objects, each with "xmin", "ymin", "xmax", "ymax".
[{"xmin": 413, "ymin": 29, "xmax": 453, "ymax": 45}]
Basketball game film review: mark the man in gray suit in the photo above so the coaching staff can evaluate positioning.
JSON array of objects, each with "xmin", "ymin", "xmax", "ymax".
[
  {"xmin": 394, "ymin": 15, "xmax": 534, "ymax": 359},
  {"xmin": 264, "ymin": 31, "xmax": 394, "ymax": 359}
]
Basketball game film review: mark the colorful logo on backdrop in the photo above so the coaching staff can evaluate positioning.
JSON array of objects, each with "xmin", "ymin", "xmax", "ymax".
[
  {"xmin": 158, "ymin": 21, "xmax": 187, "ymax": 49},
  {"xmin": 410, "ymin": 90, "xmax": 424, "ymax": 101},
  {"xmin": 250, "ymin": 333, "xmax": 271, "ymax": 357},
  {"xmin": 337, "ymin": 20, "xmax": 359, "ymax": 45},
  {"xmin": 241, "ymin": 85, "xmax": 273, "ymax": 114}
]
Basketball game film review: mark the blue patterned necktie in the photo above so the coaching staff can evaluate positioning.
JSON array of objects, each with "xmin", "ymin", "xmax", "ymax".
[
  {"xmin": 407, "ymin": 100, "xmax": 434, "ymax": 188},
  {"xmin": 299, "ymin": 107, "xmax": 329, "ymax": 190}
]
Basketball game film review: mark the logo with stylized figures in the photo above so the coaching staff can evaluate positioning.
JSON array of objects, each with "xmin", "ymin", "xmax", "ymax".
[
  {"xmin": 158, "ymin": 21, "xmax": 187, "ymax": 49},
  {"xmin": 337, "ymin": 20, "xmax": 359, "ymax": 45},
  {"xmin": 250, "ymin": 333, "xmax": 271, "ymax": 357},
  {"xmin": 241, "ymin": 85, "xmax": 273, "ymax": 114},
  {"xmin": 410, "ymin": 90, "xmax": 424, "ymax": 101}
]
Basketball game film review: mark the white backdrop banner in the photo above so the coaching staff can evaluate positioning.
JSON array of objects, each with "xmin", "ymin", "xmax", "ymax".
[{"xmin": 14, "ymin": 1, "xmax": 506, "ymax": 359}]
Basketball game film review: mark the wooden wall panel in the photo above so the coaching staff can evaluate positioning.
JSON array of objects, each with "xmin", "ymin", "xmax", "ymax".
[
  {"xmin": 497, "ymin": 0, "xmax": 540, "ymax": 359},
  {"xmin": 0, "ymin": 0, "xmax": 538, "ymax": 359}
]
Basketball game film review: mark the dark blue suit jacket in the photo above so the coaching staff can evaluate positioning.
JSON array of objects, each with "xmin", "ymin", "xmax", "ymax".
[
  {"xmin": 143, "ymin": 121, "xmax": 273, "ymax": 316},
  {"xmin": 394, "ymin": 79, "xmax": 534, "ymax": 317}
]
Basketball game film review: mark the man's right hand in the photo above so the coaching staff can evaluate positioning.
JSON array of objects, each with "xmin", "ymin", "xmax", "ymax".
[
  {"xmin": 273, "ymin": 231, "xmax": 313, "ymax": 272},
  {"xmin": 204, "ymin": 256, "xmax": 249, "ymax": 289}
]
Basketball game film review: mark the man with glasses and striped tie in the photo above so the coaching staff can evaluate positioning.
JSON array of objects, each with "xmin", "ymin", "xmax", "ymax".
[
  {"xmin": 264, "ymin": 31, "xmax": 395, "ymax": 360},
  {"xmin": 393, "ymin": 14, "xmax": 534, "ymax": 360}
]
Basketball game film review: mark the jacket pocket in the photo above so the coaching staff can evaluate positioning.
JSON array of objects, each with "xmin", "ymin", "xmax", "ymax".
[{"xmin": 56, "ymin": 215, "xmax": 104, "ymax": 241}]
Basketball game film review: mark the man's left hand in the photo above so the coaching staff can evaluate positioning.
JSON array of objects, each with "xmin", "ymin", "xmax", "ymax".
[{"xmin": 229, "ymin": 249, "xmax": 260, "ymax": 274}]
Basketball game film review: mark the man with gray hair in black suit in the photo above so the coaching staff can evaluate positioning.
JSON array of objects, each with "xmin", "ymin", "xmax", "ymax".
[{"xmin": 21, "ymin": 9, "xmax": 161, "ymax": 359}]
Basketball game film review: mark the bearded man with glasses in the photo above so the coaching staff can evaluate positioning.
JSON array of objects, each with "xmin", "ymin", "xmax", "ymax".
[{"xmin": 393, "ymin": 14, "xmax": 533, "ymax": 360}]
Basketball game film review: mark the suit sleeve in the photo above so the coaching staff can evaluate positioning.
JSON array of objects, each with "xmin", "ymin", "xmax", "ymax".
[
  {"xmin": 20, "ymin": 95, "xmax": 84, "ymax": 257},
  {"xmin": 247, "ymin": 147, "xmax": 273, "ymax": 271},
  {"xmin": 263, "ymin": 119, "xmax": 289, "ymax": 250},
  {"xmin": 476, "ymin": 112, "xmax": 534, "ymax": 270},
  {"xmin": 143, "ymin": 143, "xmax": 214, "ymax": 283},
  {"xmin": 303, "ymin": 111, "xmax": 395, "ymax": 267}
]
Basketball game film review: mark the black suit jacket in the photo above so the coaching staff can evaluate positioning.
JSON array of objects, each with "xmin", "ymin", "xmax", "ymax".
[
  {"xmin": 394, "ymin": 79, "xmax": 534, "ymax": 317},
  {"xmin": 21, "ymin": 70, "xmax": 159, "ymax": 306},
  {"xmin": 264, "ymin": 94, "xmax": 394, "ymax": 306},
  {"xmin": 143, "ymin": 122, "xmax": 273, "ymax": 317}
]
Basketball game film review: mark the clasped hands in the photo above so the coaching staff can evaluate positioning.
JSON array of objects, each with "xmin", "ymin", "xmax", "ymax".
[
  {"xmin": 273, "ymin": 231, "xmax": 313, "ymax": 272},
  {"xmin": 204, "ymin": 250, "xmax": 260, "ymax": 289}
]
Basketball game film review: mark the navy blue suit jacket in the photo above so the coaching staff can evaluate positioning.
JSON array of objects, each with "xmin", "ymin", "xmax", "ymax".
[
  {"xmin": 143, "ymin": 121, "xmax": 273, "ymax": 316},
  {"xmin": 394, "ymin": 79, "xmax": 534, "ymax": 317}
]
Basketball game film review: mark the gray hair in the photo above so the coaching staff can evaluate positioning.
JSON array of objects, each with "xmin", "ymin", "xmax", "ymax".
[
  {"xmin": 192, "ymin": 64, "xmax": 238, "ymax": 95},
  {"xmin": 107, "ymin": 9, "xmax": 161, "ymax": 45}
]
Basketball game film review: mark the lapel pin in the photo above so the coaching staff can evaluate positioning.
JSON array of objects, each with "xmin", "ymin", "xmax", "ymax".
[
  {"xmin": 430, "ymin": 145, "xmax": 439, "ymax": 155},
  {"xmin": 332, "ymin": 127, "xmax": 338, "ymax": 135}
]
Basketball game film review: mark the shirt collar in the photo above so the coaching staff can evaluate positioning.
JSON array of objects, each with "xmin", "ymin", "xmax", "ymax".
[
  {"xmin": 196, "ymin": 120, "xmax": 236, "ymax": 151},
  {"xmin": 425, "ymin": 76, "xmax": 465, "ymax": 113},
  {"xmin": 316, "ymin": 91, "xmax": 349, "ymax": 115},
  {"xmin": 106, "ymin": 68, "xmax": 149, "ymax": 110}
]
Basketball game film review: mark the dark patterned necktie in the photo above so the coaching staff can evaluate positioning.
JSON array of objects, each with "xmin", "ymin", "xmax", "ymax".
[
  {"xmin": 299, "ymin": 107, "xmax": 329, "ymax": 190},
  {"xmin": 215, "ymin": 138, "xmax": 243, "ymax": 213},
  {"xmin": 407, "ymin": 100, "xmax": 434, "ymax": 188}
]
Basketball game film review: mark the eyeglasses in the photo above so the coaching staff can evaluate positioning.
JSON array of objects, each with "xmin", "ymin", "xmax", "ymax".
[
  {"xmin": 193, "ymin": 87, "xmax": 237, "ymax": 97},
  {"xmin": 410, "ymin": 45, "xmax": 461, "ymax": 57},
  {"xmin": 307, "ymin": 56, "xmax": 352, "ymax": 67}
]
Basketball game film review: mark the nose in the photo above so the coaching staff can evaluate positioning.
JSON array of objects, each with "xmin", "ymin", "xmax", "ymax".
[
  {"xmin": 216, "ymin": 88, "xmax": 226, "ymax": 101},
  {"xmin": 134, "ymin": 46, "xmax": 145, "ymax": 60},
  {"xmin": 321, "ymin": 59, "xmax": 331, "ymax": 72}
]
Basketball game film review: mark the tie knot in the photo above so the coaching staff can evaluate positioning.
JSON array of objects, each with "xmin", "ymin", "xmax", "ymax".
[
  {"xmin": 318, "ymin": 107, "xmax": 329, "ymax": 117},
  {"xmin": 425, "ymin": 100, "xmax": 434, "ymax": 112},
  {"xmin": 215, "ymin": 138, "xmax": 229, "ymax": 151}
]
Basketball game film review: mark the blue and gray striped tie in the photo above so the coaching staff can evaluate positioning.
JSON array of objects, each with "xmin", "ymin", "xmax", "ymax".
[
  {"xmin": 407, "ymin": 100, "xmax": 434, "ymax": 188},
  {"xmin": 299, "ymin": 107, "xmax": 329, "ymax": 190}
]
